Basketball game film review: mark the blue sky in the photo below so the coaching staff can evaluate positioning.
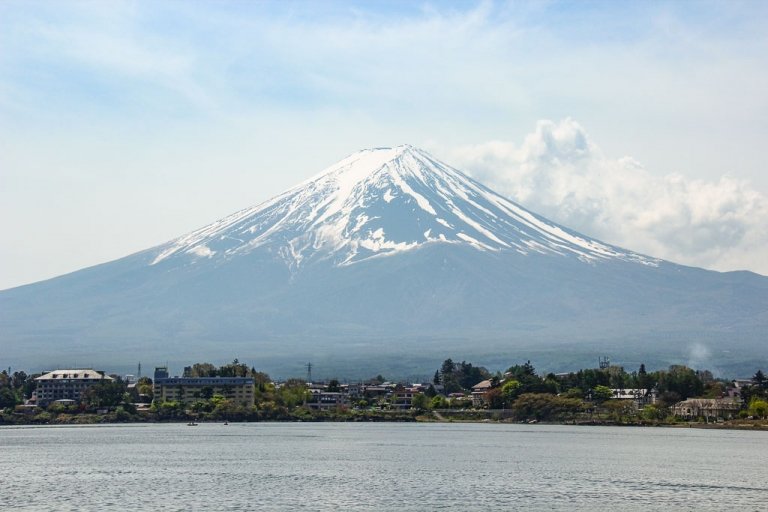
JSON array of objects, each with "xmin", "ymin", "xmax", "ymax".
[{"xmin": 1, "ymin": 0, "xmax": 767, "ymax": 289}]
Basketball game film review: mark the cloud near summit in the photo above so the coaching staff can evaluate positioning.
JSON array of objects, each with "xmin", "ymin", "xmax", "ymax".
[{"xmin": 444, "ymin": 119, "xmax": 768, "ymax": 275}]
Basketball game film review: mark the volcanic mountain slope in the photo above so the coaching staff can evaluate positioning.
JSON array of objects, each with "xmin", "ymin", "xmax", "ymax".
[
  {"xmin": 2, "ymin": 145, "xmax": 767, "ymax": 376},
  {"xmin": 149, "ymin": 145, "xmax": 655, "ymax": 270}
]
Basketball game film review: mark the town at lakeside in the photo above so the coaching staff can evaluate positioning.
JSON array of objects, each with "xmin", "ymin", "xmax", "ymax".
[{"xmin": 1, "ymin": 358, "xmax": 767, "ymax": 429}]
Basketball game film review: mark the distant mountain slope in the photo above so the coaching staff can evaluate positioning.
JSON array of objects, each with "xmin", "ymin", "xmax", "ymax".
[
  {"xmin": 150, "ymin": 145, "xmax": 656, "ymax": 270},
  {"xmin": 1, "ymin": 146, "xmax": 766, "ymax": 377}
]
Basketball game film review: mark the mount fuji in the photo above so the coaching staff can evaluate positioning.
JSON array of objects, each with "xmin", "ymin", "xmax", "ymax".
[{"xmin": 2, "ymin": 145, "xmax": 767, "ymax": 377}]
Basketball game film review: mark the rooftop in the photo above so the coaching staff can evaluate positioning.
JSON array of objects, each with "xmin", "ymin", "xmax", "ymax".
[{"xmin": 35, "ymin": 369, "xmax": 113, "ymax": 381}]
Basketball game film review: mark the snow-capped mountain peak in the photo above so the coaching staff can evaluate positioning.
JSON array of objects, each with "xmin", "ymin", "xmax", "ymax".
[
  {"xmin": 6, "ymin": 146, "xmax": 768, "ymax": 377},
  {"xmin": 151, "ymin": 145, "xmax": 657, "ymax": 269}
]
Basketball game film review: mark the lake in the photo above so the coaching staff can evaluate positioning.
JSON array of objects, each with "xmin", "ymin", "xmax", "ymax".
[{"xmin": 1, "ymin": 422, "xmax": 765, "ymax": 511}]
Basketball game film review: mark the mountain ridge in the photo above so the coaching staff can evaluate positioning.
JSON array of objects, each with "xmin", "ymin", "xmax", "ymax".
[{"xmin": 1, "ymin": 145, "xmax": 766, "ymax": 377}]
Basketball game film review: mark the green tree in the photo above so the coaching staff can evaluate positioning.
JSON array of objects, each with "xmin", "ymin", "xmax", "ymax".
[
  {"xmin": 607, "ymin": 366, "xmax": 627, "ymax": 389},
  {"xmin": 562, "ymin": 387, "xmax": 584, "ymax": 399},
  {"xmin": 440, "ymin": 359, "xmax": 455, "ymax": 380},
  {"xmin": 637, "ymin": 364, "xmax": 654, "ymax": 391},
  {"xmin": 219, "ymin": 359, "xmax": 250, "ymax": 377},
  {"xmin": 512, "ymin": 393, "xmax": 583, "ymax": 421},
  {"xmin": 327, "ymin": 379, "xmax": 340, "ymax": 392},
  {"xmin": 591, "ymin": 385, "xmax": 613, "ymax": 403},
  {"xmin": 0, "ymin": 387, "xmax": 18, "ymax": 408},
  {"xmin": 411, "ymin": 393, "xmax": 429, "ymax": 411},
  {"xmin": 501, "ymin": 379, "xmax": 522, "ymax": 405},
  {"xmin": 22, "ymin": 374, "xmax": 40, "ymax": 401},
  {"xmin": 185, "ymin": 363, "xmax": 218, "ymax": 377},
  {"xmin": 276, "ymin": 379, "xmax": 309, "ymax": 407},
  {"xmin": 505, "ymin": 361, "xmax": 556, "ymax": 395},
  {"xmin": 191, "ymin": 400, "xmax": 211, "ymax": 413},
  {"xmin": 436, "ymin": 359, "xmax": 491, "ymax": 393},
  {"xmin": 641, "ymin": 404, "xmax": 666, "ymax": 421},
  {"xmin": 47, "ymin": 401, "xmax": 66, "ymax": 414},
  {"xmin": 749, "ymin": 398, "xmax": 768, "ymax": 418},
  {"xmin": 603, "ymin": 400, "xmax": 635, "ymax": 422},
  {"xmin": 85, "ymin": 380, "xmax": 126, "ymax": 408},
  {"xmin": 136, "ymin": 376, "xmax": 154, "ymax": 398},
  {"xmin": 11, "ymin": 371, "xmax": 28, "ymax": 390},
  {"xmin": 120, "ymin": 400, "xmax": 137, "ymax": 415},
  {"xmin": 657, "ymin": 365, "xmax": 703, "ymax": 400},
  {"xmin": 656, "ymin": 391, "xmax": 682, "ymax": 410},
  {"xmin": 455, "ymin": 361, "xmax": 491, "ymax": 390},
  {"xmin": 252, "ymin": 372, "xmax": 271, "ymax": 392},
  {"xmin": 506, "ymin": 361, "xmax": 536, "ymax": 381},
  {"xmin": 702, "ymin": 380, "xmax": 727, "ymax": 399},
  {"xmin": 154, "ymin": 400, "xmax": 184, "ymax": 419},
  {"xmin": 439, "ymin": 359, "xmax": 459, "ymax": 393},
  {"xmin": 753, "ymin": 370, "xmax": 767, "ymax": 390},
  {"xmin": 430, "ymin": 395, "xmax": 448, "ymax": 409},
  {"xmin": 556, "ymin": 396, "xmax": 586, "ymax": 422}
]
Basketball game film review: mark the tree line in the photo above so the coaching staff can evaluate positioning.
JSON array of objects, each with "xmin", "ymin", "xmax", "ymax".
[
  {"xmin": 2, "ymin": 359, "xmax": 767, "ymax": 424},
  {"xmin": 427, "ymin": 358, "xmax": 768, "ymax": 422}
]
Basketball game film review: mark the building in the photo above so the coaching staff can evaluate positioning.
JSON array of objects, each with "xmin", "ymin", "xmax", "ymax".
[
  {"xmin": 341, "ymin": 382, "xmax": 362, "ymax": 399},
  {"xmin": 306, "ymin": 390, "xmax": 349, "ymax": 410},
  {"xmin": 471, "ymin": 379, "xmax": 496, "ymax": 407},
  {"xmin": 362, "ymin": 385, "xmax": 391, "ymax": 400},
  {"xmin": 153, "ymin": 367, "xmax": 255, "ymax": 407},
  {"xmin": 610, "ymin": 388, "xmax": 657, "ymax": 408},
  {"xmin": 391, "ymin": 387, "xmax": 420, "ymax": 409},
  {"xmin": 34, "ymin": 369, "xmax": 114, "ymax": 406},
  {"xmin": 732, "ymin": 378, "xmax": 754, "ymax": 389},
  {"xmin": 673, "ymin": 398, "xmax": 741, "ymax": 420},
  {"xmin": 153, "ymin": 376, "xmax": 255, "ymax": 406}
]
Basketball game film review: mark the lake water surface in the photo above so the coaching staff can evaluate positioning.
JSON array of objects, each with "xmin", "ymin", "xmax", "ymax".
[{"xmin": 1, "ymin": 422, "xmax": 765, "ymax": 511}]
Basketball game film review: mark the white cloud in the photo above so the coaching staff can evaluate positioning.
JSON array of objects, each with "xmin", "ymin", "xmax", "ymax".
[{"xmin": 443, "ymin": 119, "xmax": 768, "ymax": 275}]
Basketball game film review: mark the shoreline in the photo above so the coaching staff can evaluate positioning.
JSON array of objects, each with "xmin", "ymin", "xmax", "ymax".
[{"xmin": 3, "ymin": 412, "xmax": 767, "ymax": 431}]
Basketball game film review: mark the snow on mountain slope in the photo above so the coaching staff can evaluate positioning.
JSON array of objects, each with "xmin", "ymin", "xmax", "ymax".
[
  {"xmin": 4, "ymin": 145, "xmax": 768, "ymax": 376},
  {"xmin": 151, "ymin": 145, "xmax": 657, "ymax": 271}
]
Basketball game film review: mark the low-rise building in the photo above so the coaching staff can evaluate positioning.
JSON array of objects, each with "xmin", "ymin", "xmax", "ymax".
[
  {"xmin": 306, "ymin": 390, "xmax": 348, "ymax": 410},
  {"xmin": 673, "ymin": 398, "xmax": 741, "ymax": 420},
  {"xmin": 732, "ymin": 378, "xmax": 754, "ymax": 389},
  {"xmin": 610, "ymin": 388, "xmax": 657, "ymax": 408},
  {"xmin": 34, "ymin": 369, "xmax": 113, "ymax": 406},
  {"xmin": 471, "ymin": 379, "xmax": 496, "ymax": 407},
  {"xmin": 342, "ymin": 382, "xmax": 363, "ymax": 399},
  {"xmin": 391, "ymin": 387, "xmax": 420, "ymax": 409},
  {"xmin": 362, "ymin": 385, "xmax": 391, "ymax": 400}
]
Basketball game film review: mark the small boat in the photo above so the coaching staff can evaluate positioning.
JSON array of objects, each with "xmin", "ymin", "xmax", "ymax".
[
  {"xmin": 187, "ymin": 421, "xmax": 198, "ymax": 426},
  {"xmin": 223, "ymin": 421, "xmax": 229, "ymax": 426}
]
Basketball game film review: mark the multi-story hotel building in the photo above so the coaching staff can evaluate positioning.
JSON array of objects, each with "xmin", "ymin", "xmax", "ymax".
[
  {"xmin": 153, "ymin": 367, "xmax": 255, "ymax": 407},
  {"xmin": 34, "ymin": 369, "xmax": 114, "ymax": 406}
]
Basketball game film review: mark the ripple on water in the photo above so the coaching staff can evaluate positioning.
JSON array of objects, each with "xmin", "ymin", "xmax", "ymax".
[{"xmin": 1, "ymin": 423, "xmax": 766, "ymax": 511}]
